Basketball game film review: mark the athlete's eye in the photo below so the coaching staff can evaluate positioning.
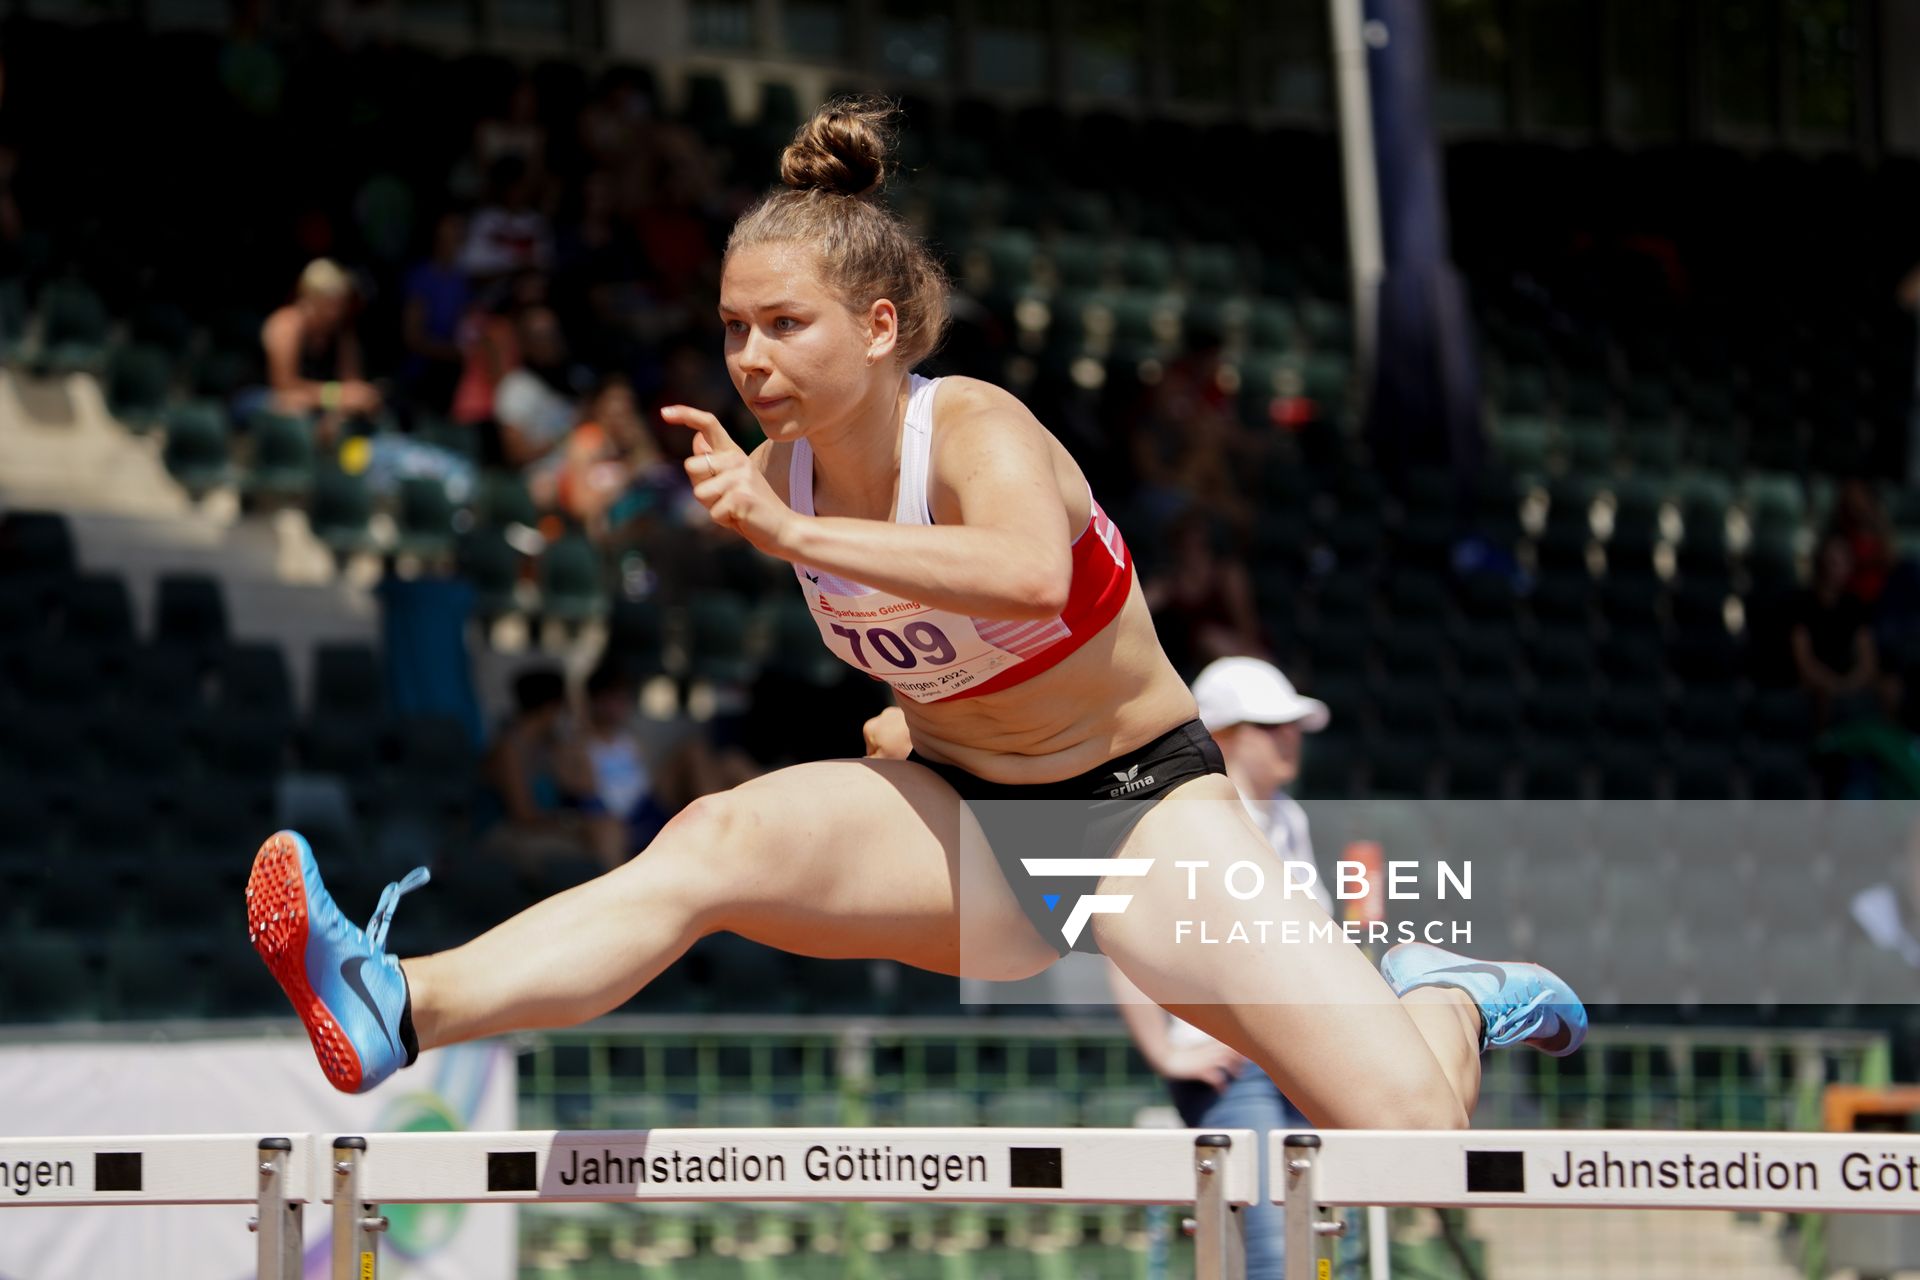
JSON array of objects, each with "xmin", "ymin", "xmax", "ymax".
[
  {"xmin": 774, "ymin": 316, "xmax": 801, "ymax": 333},
  {"xmin": 723, "ymin": 320, "xmax": 747, "ymax": 336}
]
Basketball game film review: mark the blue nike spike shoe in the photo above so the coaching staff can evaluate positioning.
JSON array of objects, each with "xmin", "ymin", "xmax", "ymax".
[
  {"xmin": 246, "ymin": 830, "xmax": 430, "ymax": 1093},
  {"xmin": 1380, "ymin": 941, "xmax": 1588, "ymax": 1057}
]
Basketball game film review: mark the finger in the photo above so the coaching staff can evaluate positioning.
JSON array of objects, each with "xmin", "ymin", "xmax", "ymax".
[{"xmin": 661, "ymin": 404, "xmax": 738, "ymax": 456}]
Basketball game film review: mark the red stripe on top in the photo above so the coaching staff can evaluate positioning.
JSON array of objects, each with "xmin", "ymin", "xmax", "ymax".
[{"xmin": 939, "ymin": 501, "xmax": 1134, "ymax": 701}]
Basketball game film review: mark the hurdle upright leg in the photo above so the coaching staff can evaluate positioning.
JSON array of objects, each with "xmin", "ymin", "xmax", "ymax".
[
  {"xmin": 331, "ymin": 1136, "xmax": 386, "ymax": 1280},
  {"xmin": 253, "ymin": 1137, "xmax": 300, "ymax": 1280},
  {"xmin": 1192, "ymin": 1133, "xmax": 1246, "ymax": 1280}
]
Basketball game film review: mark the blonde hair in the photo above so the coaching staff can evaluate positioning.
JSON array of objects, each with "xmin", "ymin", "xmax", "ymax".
[
  {"xmin": 298, "ymin": 258, "xmax": 353, "ymax": 301},
  {"xmin": 725, "ymin": 96, "xmax": 950, "ymax": 369}
]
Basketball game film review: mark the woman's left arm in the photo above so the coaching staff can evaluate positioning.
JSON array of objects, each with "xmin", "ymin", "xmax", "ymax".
[{"xmin": 668, "ymin": 386, "xmax": 1074, "ymax": 621}]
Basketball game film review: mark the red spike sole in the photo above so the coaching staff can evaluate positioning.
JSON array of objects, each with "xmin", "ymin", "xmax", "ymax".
[{"xmin": 247, "ymin": 831, "xmax": 365, "ymax": 1093}]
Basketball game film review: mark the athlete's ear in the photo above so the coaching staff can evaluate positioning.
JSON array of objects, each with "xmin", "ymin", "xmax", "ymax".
[{"xmin": 865, "ymin": 298, "xmax": 899, "ymax": 365}]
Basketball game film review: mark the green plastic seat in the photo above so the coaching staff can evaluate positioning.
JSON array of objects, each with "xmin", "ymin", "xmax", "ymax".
[
  {"xmin": 395, "ymin": 475, "xmax": 458, "ymax": 559},
  {"xmin": 458, "ymin": 528, "xmax": 523, "ymax": 618},
  {"xmin": 162, "ymin": 402, "xmax": 233, "ymax": 497},
  {"xmin": 245, "ymin": 410, "xmax": 316, "ymax": 500},
  {"xmin": 686, "ymin": 591, "xmax": 754, "ymax": 684},
  {"xmin": 308, "ymin": 465, "xmax": 379, "ymax": 555},
  {"xmin": 104, "ymin": 343, "xmax": 174, "ymax": 432},
  {"xmin": 34, "ymin": 279, "xmax": 110, "ymax": 374},
  {"xmin": 539, "ymin": 533, "xmax": 606, "ymax": 624}
]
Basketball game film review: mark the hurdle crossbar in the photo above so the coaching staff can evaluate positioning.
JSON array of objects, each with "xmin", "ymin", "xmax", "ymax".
[
  {"xmin": 0, "ymin": 1128, "xmax": 1257, "ymax": 1280},
  {"xmin": 1274, "ymin": 1130, "xmax": 1920, "ymax": 1280}
]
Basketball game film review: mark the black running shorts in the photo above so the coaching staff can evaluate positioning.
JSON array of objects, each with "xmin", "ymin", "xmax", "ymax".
[{"xmin": 908, "ymin": 718, "xmax": 1226, "ymax": 957}]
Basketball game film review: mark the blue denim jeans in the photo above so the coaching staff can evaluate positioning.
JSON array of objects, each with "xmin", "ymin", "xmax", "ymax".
[{"xmin": 1172, "ymin": 1063, "xmax": 1304, "ymax": 1280}]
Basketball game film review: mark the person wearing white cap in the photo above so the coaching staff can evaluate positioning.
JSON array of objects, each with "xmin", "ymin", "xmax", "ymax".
[{"xmin": 1108, "ymin": 655, "xmax": 1331, "ymax": 1279}]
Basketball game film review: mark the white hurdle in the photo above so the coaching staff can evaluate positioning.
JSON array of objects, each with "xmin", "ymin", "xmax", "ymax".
[
  {"xmin": 1274, "ymin": 1130, "xmax": 1920, "ymax": 1280},
  {"xmin": 0, "ymin": 1128, "xmax": 1259, "ymax": 1280}
]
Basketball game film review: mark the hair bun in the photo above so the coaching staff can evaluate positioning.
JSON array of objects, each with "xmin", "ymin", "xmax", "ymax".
[{"xmin": 779, "ymin": 96, "xmax": 896, "ymax": 198}]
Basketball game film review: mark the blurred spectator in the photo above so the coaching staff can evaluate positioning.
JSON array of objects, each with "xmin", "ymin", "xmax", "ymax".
[
  {"xmin": 1793, "ymin": 532, "xmax": 1896, "ymax": 730},
  {"xmin": 1828, "ymin": 477, "xmax": 1894, "ymax": 606},
  {"xmin": 548, "ymin": 375, "xmax": 675, "ymax": 541},
  {"xmin": 400, "ymin": 212, "xmax": 472, "ymax": 415},
  {"xmin": 473, "ymin": 78, "xmax": 549, "ymax": 203},
  {"xmin": 481, "ymin": 667, "xmax": 625, "ymax": 873},
  {"xmin": 1143, "ymin": 508, "xmax": 1264, "ymax": 678},
  {"xmin": 496, "ymin": 305, "xmax": 581, "ymax": 471},
  {"xmin": 261, "ymin": 258, "xmax": 382, "ymax": 445},
  {"xmin": 460, "ymin": 155, "xmax": 553, "ymax": 281},
  {"xmin": 1900, "ymin": 261, "xmax": 1920, "ymax": 488},
  {"xmin": 580, "ymin": 662, "xmax": 668, "ymax": 857},
  {"xmin": 451, "ymin": 272, "xmax": 537, "ymax": 427}
]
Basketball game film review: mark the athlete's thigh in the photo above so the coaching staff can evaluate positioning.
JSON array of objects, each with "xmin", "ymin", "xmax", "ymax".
[
  {"xmin": 700, "ymin": 757, "xmax": 1058, "ymax": 982},
  {"xmin": 1094, "ymin": 775, "xmax": 1450, "ymax": 1124}
]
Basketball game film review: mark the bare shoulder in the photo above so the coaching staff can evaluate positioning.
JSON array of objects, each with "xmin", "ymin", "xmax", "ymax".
[
  {"xmin": 931, "ymin": 376, "xmax": 1046, "ymax": 440},
  {"xmin": 261, "ymin": 306, "xmax": 300, "ymax": 344},
  {"xmin": 927, "ymin": 376, "xmax": 1055, "ymax": 477}
]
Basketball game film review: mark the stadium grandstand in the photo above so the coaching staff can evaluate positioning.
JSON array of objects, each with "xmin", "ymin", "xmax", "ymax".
[{"xmin": 2, "ymin": 0, "xmax": 1919, "ymax": 1276}]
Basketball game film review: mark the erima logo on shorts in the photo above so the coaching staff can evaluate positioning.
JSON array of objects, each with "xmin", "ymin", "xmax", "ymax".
[
  {"xmin": 1108, "ymin": 764, "xmax": 1156, "ymax": 798},
  {"xmin": 1019, "ymin": 858, "xmax": 1155, "ymax": 946}
]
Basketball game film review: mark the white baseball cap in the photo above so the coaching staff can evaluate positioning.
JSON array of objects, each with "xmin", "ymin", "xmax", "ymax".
[{"xmin": 1192, "ymin": 656, "xmax": 1330, "ymax": 734}]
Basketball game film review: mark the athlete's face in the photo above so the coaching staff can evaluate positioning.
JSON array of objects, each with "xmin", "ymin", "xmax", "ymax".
[{"xmin": 718, "ymin": 242, "xmax": 896, "ymax": 440}]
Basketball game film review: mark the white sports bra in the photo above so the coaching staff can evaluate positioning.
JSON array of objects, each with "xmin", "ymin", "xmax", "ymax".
[{"xmin": 785, "ymin": 374, "xmax": 1131, "ymax": 703}]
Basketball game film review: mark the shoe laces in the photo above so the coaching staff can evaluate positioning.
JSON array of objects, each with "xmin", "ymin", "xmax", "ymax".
[{"xmin": 366, "ymin": 866, "xmax": 432, "ymax": 953}]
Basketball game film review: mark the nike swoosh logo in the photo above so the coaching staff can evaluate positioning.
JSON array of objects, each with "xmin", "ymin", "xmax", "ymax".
[
  {"xmin": 340, "ymin": 956, "xmax": 397, "ymax": 1054},
  {"xmin": 1430, "ymin": 961, "xmax": 1510, "ymax": 983}
]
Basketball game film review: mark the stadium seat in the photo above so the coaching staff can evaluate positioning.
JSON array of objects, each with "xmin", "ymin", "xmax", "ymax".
[
  {"xmin": 458, "ymin": 528, "xmax": 524, "ymax": 619},
  {"xmin": 390, "ymin": 715, "xmax": 479, "ymax": 817},
  {"xmin": 692, "ymin": 934, "xmax": 798, "ymax": 1013},
  {"xmin": 395, "ymin": 475, "xmax": 459, "ymax": 560},
  {"xmin": 539, "ymin": 533, "xmax": 606, "ymax": 624},
  {"xmin": 161, "ymin": 402, "xmax": 234, "ymax": 497},
  {"xmin": 59, "ymin": 573, "xmax": 136, "ymax": 661},
  {"xmin": 217, "ymin": 642, "xmax": 295, "ymax": 723},
  {"xmin": 1451, "ymin": 681, "xmax": 1523, "ymax": 739},
  {"xmin": 12, "ymin": 645, "xmax": 107, "ymax": 717},
  {"xmin": 96, "ymin": 713, "xmax": 192, "ymax": 794},
  {"xmin": 1517, "ymin": 747, "xmax": 1587, "ymax": 799},
  {"xmin": 0, "ymin": 509, "xmax": 77, "ymax": 602},
  {"xmin": 154, "ymin": 572, "xmax": 229, "ymax": 662},
  {"xmin": 4, "ymin": 934, "xmax": 101, "ymax": 1021},
  {"xmin": 1451, "ymin": 621, "xmax": 1512, "ymax": 679},
  {"xmin": 122, "ymin": 643, "xmax": 207, "ymax": 717},
  {"xmin": 604, "ymin": 599, "xmax": 668, "ymax": 681},
  {"xmin": 108, "ymin": 932, "xmax": 213, "ymax": 1019},
  {"xmin": 244, "ymin": 411, "xmax": 317, "ymax": 501},
  {"xmin": 196, "ymin": 710, "xmax": 290, "ymax": 784},
  {"xmin": 1526, "ymin": 685, "xmax": 1597, "ymax": 745},
  {"xmin": 308, "ymin": 465, "xmax": 380, "ymax": 557},
  {"xmin": 33, "ymin": 279, "xmax": 111, "ymax": 374},
  {"xmin": 125, "ymin": 298, "xmax": 196, "ymax": 361},
  {"xmin": 686, "ymin": 591, "xmax": 754, "ymax": 685},
  {"xmin": 1524, "ymin": 623, "xmax": 1595, "ymax": 685},
  {"xmin": 478, "ymin": 470, "xmax": 540, "ymax": 529},
  {"xmin": 313, "ymin": 640, "xmax": 383, "ymax": 718},
  {"xmin": 103, "ymin": 343, "xmax": 174, "ymax": 432}
]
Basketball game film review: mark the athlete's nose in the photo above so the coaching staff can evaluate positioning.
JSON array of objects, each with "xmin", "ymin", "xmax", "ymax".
[{"xmin": 736, "ymin": 326, "xmax": 774, "ymax": 376}]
